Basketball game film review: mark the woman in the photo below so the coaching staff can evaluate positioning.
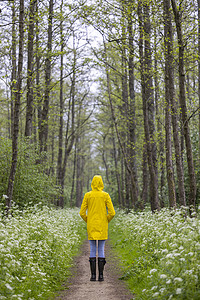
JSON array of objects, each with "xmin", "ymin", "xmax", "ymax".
[{"xmin": 79, "ymin": 175, "xmax": 115, "ymax": 282}]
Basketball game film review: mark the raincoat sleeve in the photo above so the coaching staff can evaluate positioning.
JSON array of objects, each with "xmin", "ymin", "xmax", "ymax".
[
  {"xmin": 106, "ymin": 194, "xmax": 115, "ymax": 223},
  {"xmin": 79, "ymin": 194, "xmax": 88, "ymax": 223}
]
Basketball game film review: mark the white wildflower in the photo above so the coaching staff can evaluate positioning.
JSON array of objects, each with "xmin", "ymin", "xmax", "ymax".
[
  {"xmin": 165, "ymin": 260, "xmax": 173, "ymax": 266},
  {"xmin": 166, "ymin": 253, "xmax": 174, "ymax": 258},
  {"xmin": 173, "ymin": 253, "xmax": 181, "ymax": 257},
  {"xmin": 174, "ymin": 277, "xmax": 183, "ymax": 282},
  {"xmin": 160, "ymin": 287, "xmax": 166, "ymax": 294},
  {"xmin": 166, "ymin": 279, "xmax": 171, "ymax": 284},
  {"xmin": 161, "ymin": 249, "xmax": 168, "ymax": 254},
  {"xmin": 149, "ymin": 268, "xmax": 157, "ymax": 274},
  {"xmin": 180, "ymin": 258, "xmax": 185, "ymax": 262},
  {"xmin": 160, "ymin": 274, "xmax": 167, "ymax": 279},
  {"xmin": 161, "ymin": 239, "xmax": 166, "ymax": 243},
  {"xmin": 170, "ymin": 233, "xmax": 176, "ymax": 238},
  {"xmin": 176, "ymin": 288, "xmax": 182, "ymax": 294},
  {"xmin": 5, "ymin": 283, "xmax": 13, "ymax": 290},
  {"xmin": 184, "ymin": 269, "xmax": 193, "ymax": 275}
]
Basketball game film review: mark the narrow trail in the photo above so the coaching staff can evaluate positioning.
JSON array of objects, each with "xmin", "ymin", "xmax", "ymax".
[{"xmin": 55, "ymin": 239, "xmax": 134, "ymax": 300}]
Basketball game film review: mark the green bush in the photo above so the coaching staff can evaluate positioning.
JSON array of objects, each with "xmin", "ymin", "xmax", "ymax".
[{"xmin": 0, "ymin": 137, "xmax": 60, "ymax": 208}]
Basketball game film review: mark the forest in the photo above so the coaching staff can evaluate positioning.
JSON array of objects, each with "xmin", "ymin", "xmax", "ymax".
[
  {"xmin": 0, "ymin": 1, "xmax": 200, "ymax": 299},
  {"xmin": 0, "ymin": 0, "xmax": 200, "ymax": 212}
]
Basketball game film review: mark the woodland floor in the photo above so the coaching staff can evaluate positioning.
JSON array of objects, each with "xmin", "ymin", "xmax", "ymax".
[{"xmin": 54, "ymin": 238, "xmax": 134, "ymax": 300}]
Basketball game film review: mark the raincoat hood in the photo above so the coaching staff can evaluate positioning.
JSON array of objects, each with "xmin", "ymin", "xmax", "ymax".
[{"xmin": 91, "ymin": 175, "xmax": 104, "ymax": 191}]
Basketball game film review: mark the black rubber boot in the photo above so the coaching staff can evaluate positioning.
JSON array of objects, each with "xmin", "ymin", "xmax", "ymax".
[
  {"xmin": 98, "ymin": 257, "xmax": 106, "ymax": 281},
  {"xmin": 89, "ymin": 257, "xmax": 96, "ymax": 281}
]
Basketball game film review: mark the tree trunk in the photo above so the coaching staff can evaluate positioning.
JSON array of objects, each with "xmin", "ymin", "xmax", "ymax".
[
  {"xmin": 50, "ymin": 120, "xmax": 55, "ymax": 176},
  {"xmin": 164, "ymin": 0, "xmax": 186, "ymax": 207},
  {"xmin": 121, "ymin": 152, "xmax": 125, "ymax": 207},
  {"xmin": 33, "ymin": 107, "xmax": 37, "ymax": 145},
  {"xmin": 198, "ymin": 0, "xmax": 200, "ymax": 163},
  {"xmin": 154, "ymin": 27, "xmax": 165, "ymax": 208},
  {"xmin": 165, "ymin": 80, "xmax": 176, "ymax": 208},
  {"xmin": 39, "ymin": 0, "xmax": 53, "ymax": 152},
  {"xmin": 125, "ymin": 168, "xmax": 130, "ymax": 210},
  {"xmin": 127, "ymin": 1, "xmax": 139, "ymax": 208},
  {"xmin": 76, "ymin": 137, "xmax": 83, "ymax": 207},
  {"xmin": 36, "ymin": 1, "xmax": 41, "ymax": 144},
  {"xmin": 138, "ymin": 3, "xmax": 148, "ymax": 209},
  {"xmin": 121, "ymin": 1, "xmax": 132, "ymax": 208},
  {"xmin": 59, "ymin": 44, "xmax": 76, "ymax": 207},
  {"xmin": 171, "ymin": 0, "xmax": 196, "ymax": 209},
  {"xmin": 75, "ymin": 95, "xmax": 85, "ymax": 207},
  {"xmin": 121, "ymin": 8, "xmax": 130, "ymax": 207},
  {"xmin": 102, "ymin": 133, "xmax": 111, "ymax": 185},
  {"xmin": 164, "ymin": 0, "xmax": 177, "ymax": 208},
  {"xmin": 138, "ymin": 0, "xmax": 160, "ymax": 212},
  {"xmin": 70, "ymin": 139, "xmax": 77, "ymax": 207},
  {"xmin": 112, "ymin": 124, "xmax": 122, "ymax": 207},
  {"xmin": 6, "ymin": 83, "xmax": 11, "ymax": 139},
  {"xmin": 25, "ymin": 0, "xmax": 36, "ymax": 138},
  {"xmin": 10, "ymin": 0, "xmax": 17, "ymax": 139},
  {"xmin": 57, "ymin": 0, "xmax": 64, "ymax": 194},
  {"xmin": 7, "ymin": 0, "xmax": 24, "ymax": 211},
  {"xmin": 141, "ymin": 142, "xmax": 148, "ymax": 208}
]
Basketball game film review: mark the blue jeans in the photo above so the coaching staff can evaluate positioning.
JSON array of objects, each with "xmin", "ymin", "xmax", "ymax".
[{"xmin": 89, "ymin": 240, "xmax": 106, "ymax": 258}]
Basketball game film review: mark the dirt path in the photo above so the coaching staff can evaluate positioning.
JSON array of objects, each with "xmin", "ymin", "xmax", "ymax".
[{"xmin": 55, "ymin": 239, "xmax": 134, "ymax": 300}]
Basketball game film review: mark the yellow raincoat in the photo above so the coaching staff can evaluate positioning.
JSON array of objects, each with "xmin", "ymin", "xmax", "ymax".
[{"xmin": 79, "ymin": 175, "xmax": 115, "ymax": 240}]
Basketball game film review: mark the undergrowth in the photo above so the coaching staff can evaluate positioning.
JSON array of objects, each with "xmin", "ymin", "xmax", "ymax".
[
  {"xmin": 0, "ymin": 205, "xmax": 86, "ymax": 300},
  {"xmin": 109, "ymin": 208, "xmax": 200, "ymax": 300}
]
